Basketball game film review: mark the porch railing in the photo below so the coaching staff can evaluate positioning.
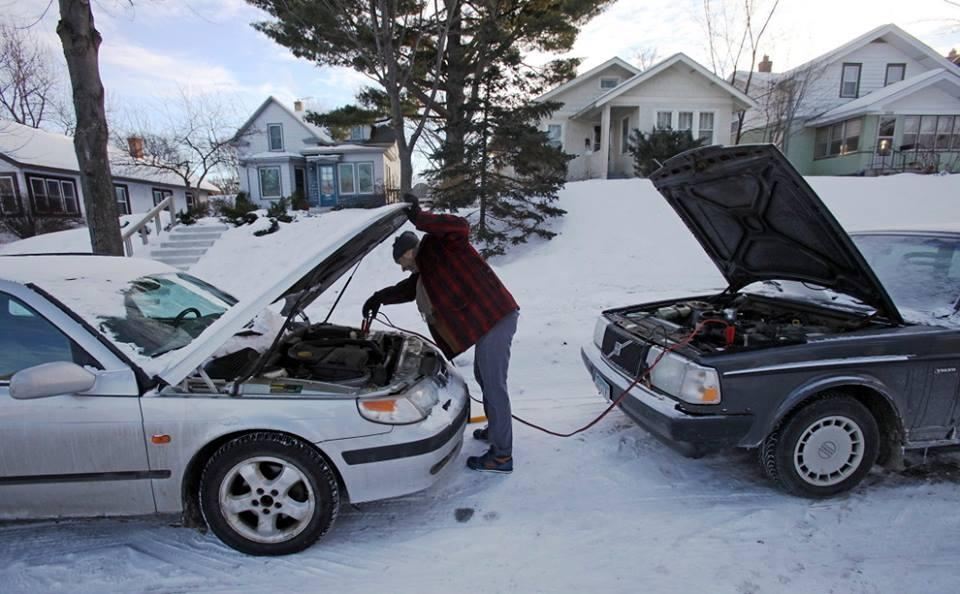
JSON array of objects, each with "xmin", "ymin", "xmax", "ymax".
[{"xmin": 121, "ymin": 195, "xmax": 176, "ymax": 256}]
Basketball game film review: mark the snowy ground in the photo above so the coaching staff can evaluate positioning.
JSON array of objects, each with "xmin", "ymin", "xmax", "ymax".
[{"xmin": 2, "ymin": 175, "xmax": 960, "ymax": 593}]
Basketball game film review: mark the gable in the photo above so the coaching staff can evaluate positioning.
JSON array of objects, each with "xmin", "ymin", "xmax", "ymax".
[
  {"xmin": 540, "ymin": 59, "xmax": 640, "ymax": 114},
  {"xmin": 885, "ymin": 82, "xmax": 960, "ymax": 112},
  {"xmin": 615, "ymin": 62, "xmax": 738, "ymax": 102}
]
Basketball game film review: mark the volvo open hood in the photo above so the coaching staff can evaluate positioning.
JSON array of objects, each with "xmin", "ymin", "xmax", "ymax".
[
  {"xmin": 153, "ymin": 204, "xmax": 409, "ymax": 386},
  {"xmin": 649, "ymin": 145, "xmax": 903, "ymax": 324}
]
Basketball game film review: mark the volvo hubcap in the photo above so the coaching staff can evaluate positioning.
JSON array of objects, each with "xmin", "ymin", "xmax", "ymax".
[
  {"xmin": 219, "ymin": 456, "xmax": 316, "ymax": 544},
  {"xmin": 794, "ymin": 415, "xmax": 865, "ymax": 487}
]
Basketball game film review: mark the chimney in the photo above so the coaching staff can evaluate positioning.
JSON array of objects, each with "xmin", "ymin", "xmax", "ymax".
[
  {"xmin": 127, "ymin": 136, "xmax": 144, "ymax": 159},
  {"xmin": 758, "ymin": 54, "xmax": 772, "ymax": 73},
  {"xmin": 294, "ymin": 100, "xmax": 304, "ymax": 112},
  {"xmin": 949, "ymin": 48, "xmax": 959, "ymax": 65}
]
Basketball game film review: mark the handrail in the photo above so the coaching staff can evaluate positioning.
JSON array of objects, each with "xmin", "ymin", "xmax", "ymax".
[{"xmin": 121, "ymin": 194, "xmax": 177, "ymax": 256}]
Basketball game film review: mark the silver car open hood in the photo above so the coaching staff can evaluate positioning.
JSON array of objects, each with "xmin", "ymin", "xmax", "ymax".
[
  {"xmin": 152, "ymin": 204, "xmax": 409, "ymax": 386},
  {"xmin": 649, "ymin": 145, "xmax": 904, "ymax": 324}
]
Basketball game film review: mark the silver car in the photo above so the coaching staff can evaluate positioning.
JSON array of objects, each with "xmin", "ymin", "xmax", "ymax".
[{"xmin": 0, "ymin": 205, "xmax": 469, "ymax": 555}]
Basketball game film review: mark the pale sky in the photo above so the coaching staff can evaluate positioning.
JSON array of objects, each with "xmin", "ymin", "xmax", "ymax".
[{"xmin": 3, "ymin": 0, "xmax": 960, "ymax": 128}]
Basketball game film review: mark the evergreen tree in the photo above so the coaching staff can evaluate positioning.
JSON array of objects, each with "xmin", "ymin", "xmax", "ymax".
[
  {"xmin": 629, "ymin": 128, "xmax": 706, "ymax": 177},
  {"xmin": 429, "ymin": 59, "xmax": 570, "ymax": 257}
]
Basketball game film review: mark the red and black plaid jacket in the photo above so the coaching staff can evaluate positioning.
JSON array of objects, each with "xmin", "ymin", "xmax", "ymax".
[{"xmin": 375, "ymin": 211, "xmax": 519, "ymax": 358}]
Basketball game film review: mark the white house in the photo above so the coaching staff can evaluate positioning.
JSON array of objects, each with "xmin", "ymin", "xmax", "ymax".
[
  {"xmin": 0, "ymin": 119, "xmax": 215, "ymax": 220},
  {"xmin": 233, "ymin": 97, "xmax": 400, "ymax": 208},
  {"xmin": 536, "ymin": 53, "xmax": 756, "ymax": 180},
  {"xmin": 737, "ymin": 24, "xmax": 960, "ymax": 175}
]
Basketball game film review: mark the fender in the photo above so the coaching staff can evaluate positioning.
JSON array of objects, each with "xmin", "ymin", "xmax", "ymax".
[{"xmin": 740, "ymin": 372, "xmax": 903, "ymax": 447}]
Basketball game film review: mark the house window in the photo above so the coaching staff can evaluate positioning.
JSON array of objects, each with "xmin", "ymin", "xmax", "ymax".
[
  {"xmin": 935, "ymin": 116, "xmax": 955, "ymax": 150},
  {"xmin": 338, "ymin": 163, "xmax": 356, "ymax": 194},
  {"xmin": 0, "ymin": 175, "xmax": 20, "ymax": 215},
  {"xmin": 840, "ymin": 63, "xmax": 861, "ymax": 98},
  {"xmin": 698, "ymin": 112, "xmax": 715, "ymax": 143},
  {"xmin": 902, "ymin": 115, "xmax": 960, "ymax": 151},
  {"xmin": 875, "ymin": 117, "xmax": 896, "ymax": 156},
  {"xmin": 27, "ymin": 175, "xmax": 79, "ymax": 215},
  {"xmin": 185, "ymin": 191, "xmax": 195, "ymax": 209},
  {"xmin": 356, "ymin": 162, "xmax": 374, "ymax": 194},
  {"xmin": 599, "ymin": 77, "xmax": 619, "ymax": 89},
  {"xmin": 349, "ymin": 126, "xmax": 366, "ymax": 141},
  {"xmin": 814, "ymin": 117, "xmax": 861, "ymax": 158},
  {"xmin": 884, "ymin": 63, "xmax": 905, "ymax": 86},
  {"xmin": 114, "ymin": 184, "xmax": 130, "ymax": 215},
  {"xmin": 267, "ymin": 124, "xmax": 284, "ymax": 151},
  {"xmin": 656, "ymin": 111, "xmax": 672, "ymax": 129},
  {"xmin": 677, "ymin": 112, "xmax": 693, "ymax": 133},
  {"xmin": 593, "ymin": 125, "xmax": 601, "ymax": 152},
  {"xmin": 621, "ymin": 117, "xmax": 630, "ymax": 154},
  {"xmin": 258, "ymin": 167, "xmax": 282, "ymax": 199},
  {"xmin": 152, "ymin": 188, "xmax": 173, "ymax": 207},
  {"xmin": 546, "ymin": 124, "xmax": 562, "ymax": 149}
]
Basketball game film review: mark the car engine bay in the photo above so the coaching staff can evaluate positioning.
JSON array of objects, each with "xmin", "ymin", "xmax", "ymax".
[
  {"xmin": 191, "ymin": 323, "xmax": 435, "ymax": 394},
  {"xmin": 615, "ymin": 294, "xmax": 884, "ymax": 353}
]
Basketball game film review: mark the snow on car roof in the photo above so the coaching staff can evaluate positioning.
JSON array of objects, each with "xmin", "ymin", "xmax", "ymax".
[
  {"xmin": 0, "ymin": 254, "xmax": 174, "ymax": 286},
  {"xmin": 0, "ymin": 254, "xmax": 177, "ymax": 325}
]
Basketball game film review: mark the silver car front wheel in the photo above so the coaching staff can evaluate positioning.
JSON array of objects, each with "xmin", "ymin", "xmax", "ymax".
[
  {"xmin": 761, "ymin": 395, "xmax": 880, "ymax": 498},
  {"xmin": 200, "ymin": 433, "xmax": 339, "ymax": 555}
]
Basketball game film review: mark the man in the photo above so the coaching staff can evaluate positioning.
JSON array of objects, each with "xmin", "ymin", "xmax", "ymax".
[{"xmin": 363, "ymin": 196, "xmax": 519, "ymax": 473}]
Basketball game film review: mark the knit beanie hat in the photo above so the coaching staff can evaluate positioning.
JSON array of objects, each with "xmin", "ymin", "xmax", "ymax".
[{"xmin": 392, "ymin": 231, "xmax": 420, "ymax": 262}]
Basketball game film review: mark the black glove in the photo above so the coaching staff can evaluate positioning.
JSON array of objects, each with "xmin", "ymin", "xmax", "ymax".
[
  {"xmin": 403, "ymin": 192, "xmax": 421, "ymax": 219},
  {"xmin": 362, "ymin": 292, "xmax": 382, "ymax": 319}
]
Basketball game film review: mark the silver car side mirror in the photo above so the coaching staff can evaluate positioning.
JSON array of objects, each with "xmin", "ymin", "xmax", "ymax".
[{"xmin": 9, "ymin": 362, "xmax": 97, "ymax": 400}]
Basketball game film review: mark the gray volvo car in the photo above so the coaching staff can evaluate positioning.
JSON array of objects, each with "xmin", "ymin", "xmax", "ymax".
[
  {"xmin": 582, "ymin": 144, "xmax": 960, "ymax": 498},
  {"xmin": 0, "ymin": 205, "xmax": 469, "ymax": 555}
]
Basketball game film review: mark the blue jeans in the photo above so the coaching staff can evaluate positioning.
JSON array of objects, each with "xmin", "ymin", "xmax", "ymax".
[{"xmin": 473, "ymin": 310, "xmax": 519, "ymax": 457}]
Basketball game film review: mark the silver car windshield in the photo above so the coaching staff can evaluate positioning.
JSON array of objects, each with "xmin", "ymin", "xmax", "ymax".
[
  {"xmin": 853, "ymin": 233, "xmax": 960, "ymax": 320},
  {"xmin": 99, "ymin": 273, "xmax": 234, "ymax": 357}
]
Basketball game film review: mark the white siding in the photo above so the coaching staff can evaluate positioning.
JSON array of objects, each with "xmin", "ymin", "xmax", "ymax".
[
  {"xmin": 885, "ymin": 84, "xmax": 960, "ymax": 113},
  {"xmin": 549, "ymin": 63, "xmax": 638, "ymax": 117},
  {"xmin": 790, "ymin": 40, "xmax": 931, "ymax": 118},
  {"xmin": 552, "ymin": 62, "xmax": 740, "ymax": 178},
  {"xmin": 238, "ymin": 102, "xmax": 317, "ymax": 157}
]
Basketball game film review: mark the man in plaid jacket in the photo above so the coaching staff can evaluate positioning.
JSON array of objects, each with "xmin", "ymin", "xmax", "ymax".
[{"xmin": 363, "ymin": 196, "xmax": 520, "ymax": 473}]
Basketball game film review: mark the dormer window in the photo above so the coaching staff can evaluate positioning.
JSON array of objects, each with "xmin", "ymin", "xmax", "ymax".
[
  {"xmin": 600, "ymin": 77, "xmax": 619, "ymax": 90},
  {"xmin": 267, "ymin": 124, "xmax": 284, "ymax": 151},
  {"xmin": 840, "ymin": 63, "xmax": 861, "ymax": 98},
  {"xmin": 884, "ymin": 63, "xmax": 905, "ymax": 86},
  {"xmin": 350, "ymin": 125, "xmax": 367, "ymax": 141}
]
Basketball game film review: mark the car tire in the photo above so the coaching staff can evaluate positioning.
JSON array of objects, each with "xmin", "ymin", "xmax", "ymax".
[
  {"xmin": 199, "ymin": 432, "xmax": 339, "ymax": 555},
  {"xmin": 760, "ymin": 395, "xmax": 879, "ymax": 498}
]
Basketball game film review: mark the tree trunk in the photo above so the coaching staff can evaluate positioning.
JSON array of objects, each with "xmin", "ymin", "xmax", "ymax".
[
  {"xmin": 442, "ymin": 5, "xmax": 466, "ymax": 168},
  {"xmin": 57, "ymin": 0, "xmax": 122, "ymax": 256}
]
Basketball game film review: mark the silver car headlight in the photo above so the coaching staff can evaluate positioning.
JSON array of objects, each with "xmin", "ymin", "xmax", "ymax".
[
  {"xmin": 645, "ymin": 346, "xmax": 721, "ymax": 405},
  {"xmin": 593, "ymin": 317, "xmax": 609, "ymax": 349},
  {"xmin": 357, "ymin": 383, "xmax": 441, "ymax": 424}
]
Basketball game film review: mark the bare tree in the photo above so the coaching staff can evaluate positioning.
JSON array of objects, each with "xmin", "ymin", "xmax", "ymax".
[
  {"xmin": 630, "ymin": 47, "xmax": 660, "ymax": 71},
  {"xmin": 752, "ymin": 62, "xmax": 824, "ymax": 153},
  {"xmin": 57, "ymin": 0, "xmax": 123, "ymax": 255},
  {"xmin": 114, "ymin": 91, "xmax": 246, "ymax": 205},
  {"xmin": 702, "ymin": 0, "xmax": 780, "ymax": 143},
  {"xmin": 0, "ymin": 25, "xmax": 63, "ymax": 129}
]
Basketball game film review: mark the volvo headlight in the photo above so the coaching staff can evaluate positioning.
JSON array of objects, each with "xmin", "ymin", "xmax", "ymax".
[
  {"xmin": 357, "ymin": 383, "xmax": 441, "ymax": 424},
  {"xmin": 645, "ymin": 346, "xmax": 721, "ymax": 405},
  {"xmin": 593, "ymin": 317, "xmax": 609, "ymax": 348}
]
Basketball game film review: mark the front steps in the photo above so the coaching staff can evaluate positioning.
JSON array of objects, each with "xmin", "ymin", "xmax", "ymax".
[{"xmin": 150, "ymin": 223, "xmax": 228, "ymax": 270}]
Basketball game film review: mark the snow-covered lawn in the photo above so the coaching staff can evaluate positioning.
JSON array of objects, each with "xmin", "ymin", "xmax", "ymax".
[{"xmin": 2, "ymin": 175, "xmax": 960, "ymax": 593}]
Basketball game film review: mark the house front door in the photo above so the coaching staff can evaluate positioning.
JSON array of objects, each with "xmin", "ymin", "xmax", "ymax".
[{"xmin": 318, "ymin": 165, "xmax": 336, "ymax": 207}]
